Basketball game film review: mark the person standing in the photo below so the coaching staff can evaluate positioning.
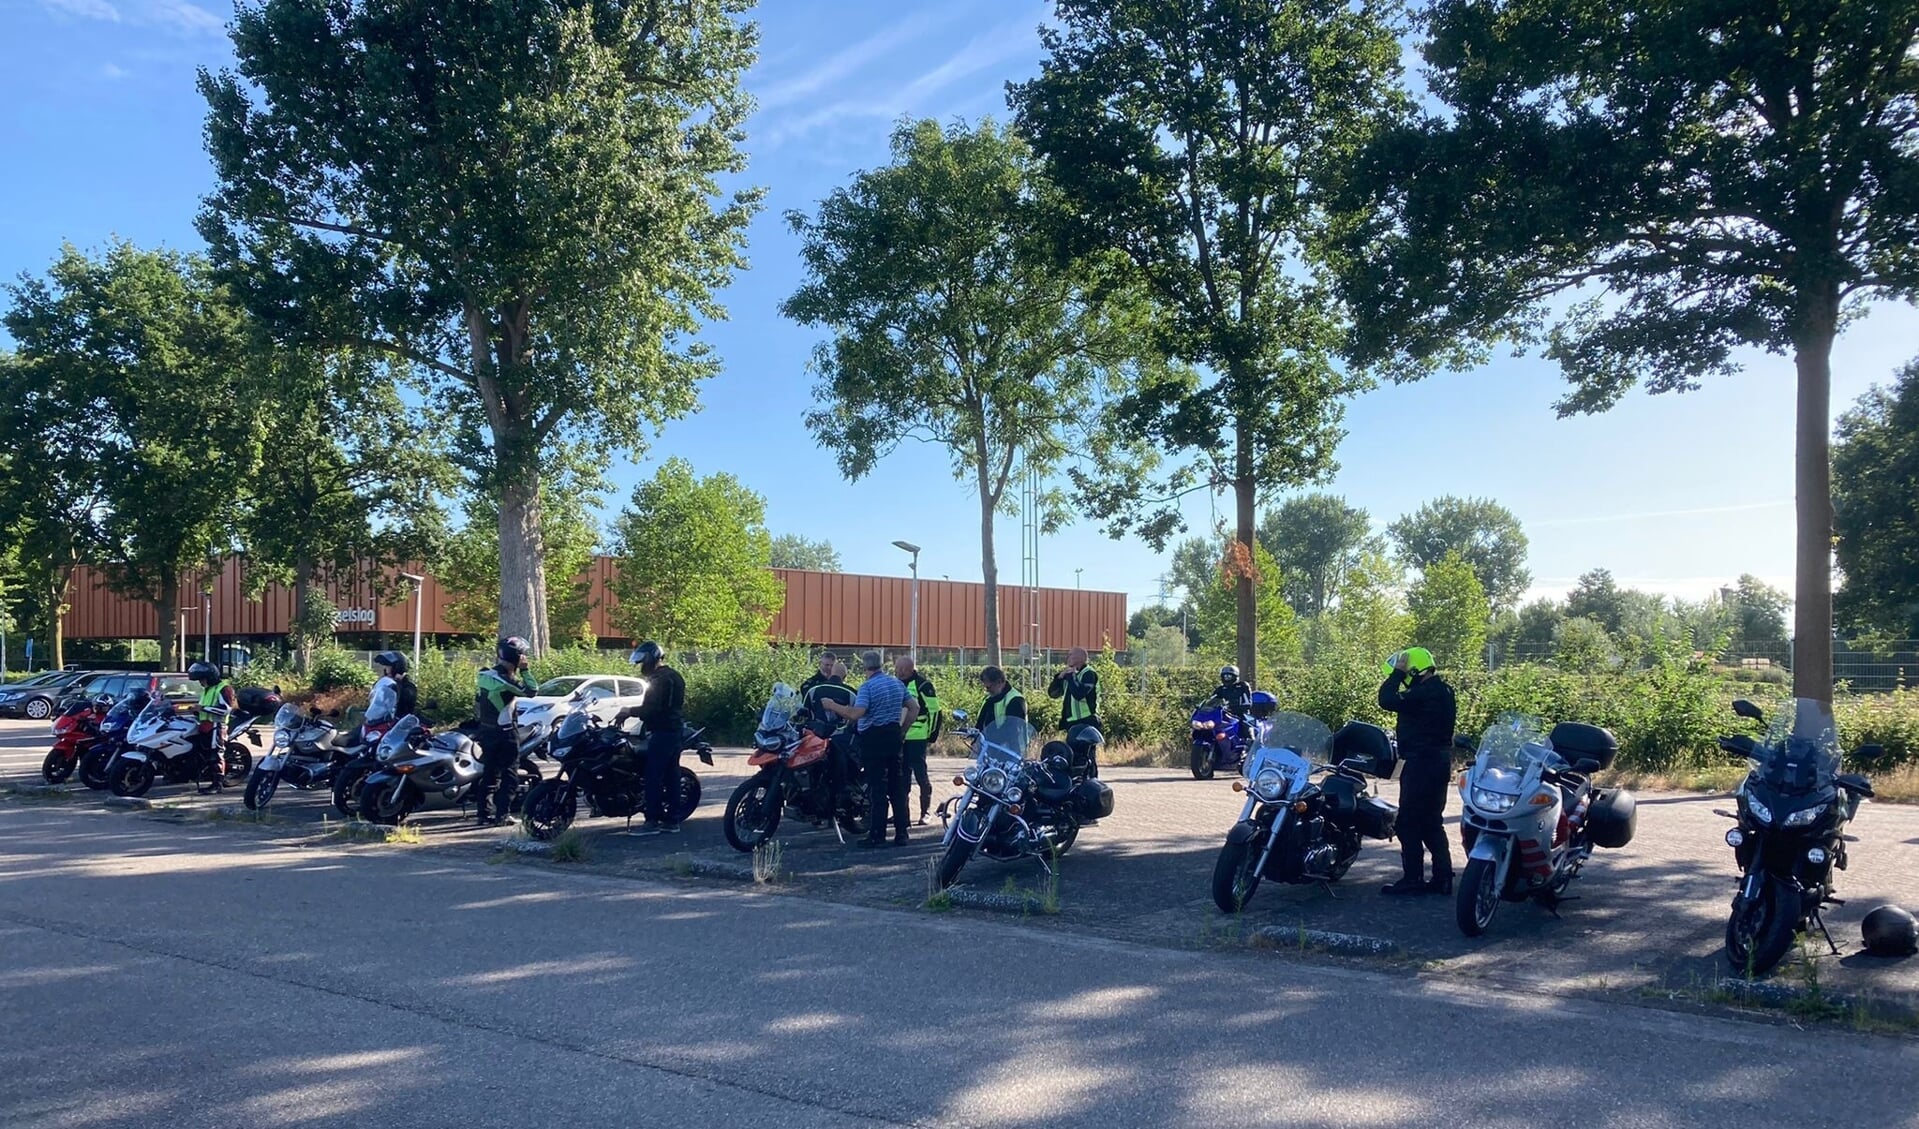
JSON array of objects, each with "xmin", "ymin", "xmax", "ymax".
[
  {"xmin": 474, "ymin": 637, "xmax": 536, "ymax": 825},
  {"xmin": 977, "ymin": 666, "xmax": 1026, "ymax": 727},
  {"xmin": 627, "ymin": 641, "xmax": 688, "ymax": 835},
  {"xmin": 1377, "ymin": 647, "xmax": 1458, "ymax": 896},
  {"xmin": 1047, "ymin": 647, "xmax": 1101, "ymax": 736},
  {"xmin": 823, "ymin": 650, "xmax": 910, "ymax": 847},
  {"xmin": 800, "ymin": 651, "xmax": 843, "ymax": 699},
  {"xmin": 189, "ymin": 661, "xmax": 239, "ymax": 793},
  {"xmin": 895, "ymin": 655, "xmax": 942, "ymax": 825}
]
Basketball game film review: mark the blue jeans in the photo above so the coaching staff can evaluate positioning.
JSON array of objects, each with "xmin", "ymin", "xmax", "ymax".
[{"xmin": 643, "ymin": 725, "xmax": 682, "ymax": 823}]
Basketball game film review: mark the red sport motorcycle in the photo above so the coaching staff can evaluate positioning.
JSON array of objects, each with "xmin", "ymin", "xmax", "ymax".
[{"xmin": 42, "ymin": 696, "xmax": 112, "ymax": 784}]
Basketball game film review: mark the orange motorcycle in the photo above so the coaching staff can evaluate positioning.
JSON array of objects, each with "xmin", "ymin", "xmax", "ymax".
[{"xmin": 723, "ymin": 685, "xmax": 869, "ymax": 852}]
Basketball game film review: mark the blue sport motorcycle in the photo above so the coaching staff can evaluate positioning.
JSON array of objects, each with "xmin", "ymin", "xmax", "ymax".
[{"xmin": 1189, "ymin": 691, "xmax": 1277, "ymax": 780}]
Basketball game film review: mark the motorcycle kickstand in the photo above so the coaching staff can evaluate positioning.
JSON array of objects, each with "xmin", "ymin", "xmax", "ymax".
[
  {"xmin": 1812, "ymin": 911, "xmax": 1842, "ymax": 956},
  {"xmin": 1317, "ymin": 881, "xmax": 1342, "ymax": 900}
]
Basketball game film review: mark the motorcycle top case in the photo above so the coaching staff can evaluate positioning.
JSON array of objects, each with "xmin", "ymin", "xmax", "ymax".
[
  {"xmin": 1332, "ymin": 721, "xmax": 1398, "ymax": 779},
  {"xmin": 1548, "ymin": 722, "xmax": 1618, "ymax": 771},
  {"xmin": 1069, "ymin": 779, "xmax": 1115, "ymax": 820}
]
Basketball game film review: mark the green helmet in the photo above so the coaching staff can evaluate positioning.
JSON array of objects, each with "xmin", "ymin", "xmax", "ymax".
[{"xmin": 1381, "ymin": 647, "xmax": 1436, "ymax": 678}]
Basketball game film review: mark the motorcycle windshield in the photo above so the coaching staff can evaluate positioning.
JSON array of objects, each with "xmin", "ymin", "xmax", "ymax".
[
  {"xmin": 977, "ymin": 716, "xmax": 1036, "ymax": 770},
  {"xmin": 377, "ymin": 715, "xmax": 422, "ymax": 760},
  {"xmin": 552, "ymin": 711, "xmax": 591, "ymax": 756},
  {"xmin": 758, "ymin": 683, "xmax": 802, "ymax": 732},
  {"xmin": 1257, "ymin": 711, "xmax": 1332, "ymax": 758},
  {"xmin": 1474, "ymin": 713, "xmax": 1554, "ymax": 786},
  {"xmin": 1754, "ymin": 698, "xmax": 1840, "ymax": 795},
  {"xmin": 272, "ymin": 703, "xmax": 302, "ymax": 733},
  {"xmin": 365, "ymin": 678, "xmax": 398, "ymax": 723}
]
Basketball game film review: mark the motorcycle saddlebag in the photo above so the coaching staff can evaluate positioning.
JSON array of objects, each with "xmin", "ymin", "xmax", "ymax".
[
  {"xmin": 1585, "ymin": 787, "xmax": 1636, "ymax": 849},
  {"xmin": 1069, "ymin": 779, "xmax": 1114, "ymax": 820},
  {"xmin": 1354, "ymin": 795, "xmax": 1398, "ymax": 841},
  {"xmin": 1548, "ymin": 722, "xmax": 1618, "ymax": 771},
  {"xmin": 1332, "ymin": 721, "xmax": 1397, "ymax": 779}
]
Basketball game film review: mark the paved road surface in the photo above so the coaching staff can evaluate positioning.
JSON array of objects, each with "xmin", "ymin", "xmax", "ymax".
[
  {"xmin": 3, "ymin": 802, "xmax": 1915, "ymax": 1129},
  {"xmin": 7, "ymin": 717, "xmax": 1918, "ymax": 1008}
]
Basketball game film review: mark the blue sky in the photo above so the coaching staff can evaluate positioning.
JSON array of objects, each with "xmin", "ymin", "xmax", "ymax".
[{"xmin": 6, "ymin": 0, "xmax": 1918, "ymax": 618}]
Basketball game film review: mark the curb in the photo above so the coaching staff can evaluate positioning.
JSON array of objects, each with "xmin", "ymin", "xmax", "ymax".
[
  {"xmin": 677, "ymin": 855, "xmax": 756, "ymax": 882},
  {"xmin": 1251, "ymin": 924, "xmax": 1401, "ymax": 957},
  {"xmin": 506, "ymin": 840, "xmax": 551, "ymax": 855},
  {"xmin": 3, "ymin": 783, "xmax": 74, "ymax": 797},
  {"xmin": 103, "ymin": 796, "xmax": 153, "ymax": 810},
  {"xmin": 941, "ymin": 887, "xmax": 1053, "ymax": 915}
]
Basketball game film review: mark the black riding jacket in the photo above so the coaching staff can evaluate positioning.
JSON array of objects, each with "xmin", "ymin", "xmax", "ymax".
[{"xmin": 1378, "ymin": 672, "xmax": 1457, "ymax": 755}]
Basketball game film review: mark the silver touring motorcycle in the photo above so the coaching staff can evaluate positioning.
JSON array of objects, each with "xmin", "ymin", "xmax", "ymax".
[{"xmin": 1454, "ymin": 714, "xmax": 1638, "ymax": 936}]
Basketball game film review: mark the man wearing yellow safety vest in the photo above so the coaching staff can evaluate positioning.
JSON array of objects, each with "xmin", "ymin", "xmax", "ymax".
[
  {"xmin": 1046, "ymin": 647, "xmax": 1101, "ymax": 736},
  {"xmin": 894, "ymin": 655, "xmax": 943, "ymax": 824},
  {"xmin": 976, "ymin": 666, "xmax": 1026, "ymax": 728},
  {"xmin": 189, "ymin": 661, "xmax": 238, "ymax": 793}
]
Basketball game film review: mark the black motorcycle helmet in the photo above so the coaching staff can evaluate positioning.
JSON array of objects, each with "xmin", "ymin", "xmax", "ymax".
[
  {"xmin": 1220, "ymin": 665, "xmax": 1240, "ymax": 685},
  {"xmin": 1067, "ymin": 724, "xmax": 1105, "ymax": 755},
  {"xmin": 188, "ymin": 661, "xmax": 219, "ymax": 686},
  {"xmin": 497, "ymin": 636, "xmax": 529, "ymax": 667},
  {"xmin": 630, "ymin": 640, "xmax": 663, "ymax": 671},
  {"xmin": 374, "ymin": 649, "xmax": 408, "ymax": 676},
  {"xmin": 1862, "ymin": 905, "xmax": 1919, "ymax": 957}
]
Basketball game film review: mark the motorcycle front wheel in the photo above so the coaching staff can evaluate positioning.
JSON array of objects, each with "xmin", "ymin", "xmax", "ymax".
[
  {"xmin": 1726, "ymin": 877, "xmax": 1800, "ymax": 978},
  {"xmin": 108, "ymin": 757, "xmax": 155, "ymax": 798},
  {"xmin": 243, "ymin": 768, "xmax": 279, "ymax": 811},
  {"xmin": 1457, "ymin": 857, "xmax": 1500, "ymax": 937},
  {"xmin": 935, "ymin": 834, "xmax": 977, "ymax": 890},
  {"xmin": 42, "ymin": 749, "xmax": 77, "ymax": 785},
  {"xmin": 332, "ymin": 764, "xmax": 372, "ymax": 817},
  {"xmin": 358, "ymin": 779, "xmax": 415, "ymax": 826},
  {"xmin": 521, "ymin": 781, "xmax": 578, "ymax": 842},
  {"xmin": 1211, "ymin": 836, "xmax": 1262, "ymax": 913},
  {"xmin": 1190, "ymin": 745, "xmax": 1216, "ymax": 781},
  {"xmin": 80, "ymin": 748, "xmax": 115, "ymax": 791},
  {"xmin": 723, "ymin": 774, "xmax": 782, "ymax": 853},
  {"xmin": 836, "ymin": 781, "xmax": 870, "ymax": 841}
]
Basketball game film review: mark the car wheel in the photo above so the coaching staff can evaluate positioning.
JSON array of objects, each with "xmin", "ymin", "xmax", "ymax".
[{"xmin": 24, "ymin": 697, "xmax": 52, "ymax": 720}]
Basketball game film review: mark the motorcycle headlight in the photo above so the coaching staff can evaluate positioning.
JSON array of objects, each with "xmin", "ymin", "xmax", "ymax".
[
  {"xmin": 1005, "ymin": 786, "xmax": 1023, "ymax": 804},
  {"xmin": 1251, "ymin": 767, "xmax": 1287, "ymax": 803},
  {"xmin": 980, "ymin": 767, "xmax": 1008, "ymax": 794},
  {"xmin": 1192, "ymin": 721, "xmax": 1213, "ymax": 730},
  {"xmin": 1782, "ymin": 803, "xmax": 1827, "ymax": 828},
  {"xmin": 1746, "ymin": 797, "xmax": 1773, "ymax": 825},
  {"xmin": 1471, "ymin": 788, "xmax": 1518, "ymax": 814},
  {"xmin": 274, "ymin": 731, "xmax": 292, "ymax": 747}
]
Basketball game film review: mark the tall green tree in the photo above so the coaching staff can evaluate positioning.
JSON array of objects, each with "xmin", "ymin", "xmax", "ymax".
[
  {"xmin": 607, "ymin": 459, "xmax": 784, "ymax": 650},
  {"xmin": 1565, "ymin": 569, "xmax": 1628, "ymax": 636},
  {"xmin": 1407, "ymin": 550, "xmax": 1489, "ymax": 670},
  {"xmin": 199, "ymin": 0, "xmax": 761, "ymax": 655},
  {"xmin": 1492, "ymin": 597, "xmax": 1566, "ymax": 664},
  {"xmin": 769, "ymin": 535, "xmax": 841, "ymax": 573},
  {"xmin": 1012, "ymin": 0, "xmax": 1406, "ymax": 684},
  {"xmin": 1337, "ymin": 0, "xmax": 1919, "ymax": 701},
  {"xmin": 0, "ymin": 349, "xmax": 105, "ymax": 669},
  {"xmin": 1834, "ymin": 361, "xmax": 1919, "ymax": 639},
  {"xmin": 1258, "ymin": 493, "xmax": 1381, "ymax": 618},
  {"xmin": 1386, "ymin": 496, "xmax": 1532, "ymax": 610},
  {"xmin": 1304, "ymin": 549, "xmax": 1409, "ymax": 667},
  {"xmin": 1193, "ymin": 540, "xmax": 1302, "ymax": 675},
  {"xmin": 440, "ymin": 460, "xmax": 603, "ymax": 646},
  {"xmin": 241, "ymin": 349, "xmax": 454, "ymax": 669},
  {"xmin": 3, "ymin": 243, "xmax": 258, "ymax": 668},
  {"xmin": 783, "ymin": 118, "xmax": 1163, "ymax": 665},
  {"xmin": 1728, "ymin": 573, "xmax": 1793, "ymax": 645}
]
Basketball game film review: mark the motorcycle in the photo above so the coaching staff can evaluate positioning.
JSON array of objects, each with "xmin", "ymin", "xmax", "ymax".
[
  {"xmin": 1211, "ymin": 715, "xmax": 1401, "ymax": 913},
  {"xmin": 933, "ymin": 711, "xmax": 1115, "ymax": 890},
  {"xmin": 1454, "ymin": 715, "xmax": 1637, "ymax": 937},
  {"xmin": 42, "ymin": 696, "xmax": 112, "ymax": 784},
  {"xmin": 722, "ymin": 683, "xmax": 867, "ymax": 852},
  {"xmin": 107, "ymin": 699, "xmax": 260, "ymax": 797},
  {"xmin": 1715, "ymin": 698, "xmax": 1881, "ymax": 977},
  {"xmin": 1189, "ymin": 691, "xmax": 1276, "ymax": 780},
  {"xmin": 521, "ymin": 713, "xmax": 713, "ymax": 841},
  {"xmin": 244, "ymin": 703, "xmax": 376, "ymax": 811},
  {"xmin": 359, "ymin": 715, "xmax": 495, "ymax": 825},
  {"xmin": 80, "ymin": 689, "xmax": 152, "ymax": 791}
]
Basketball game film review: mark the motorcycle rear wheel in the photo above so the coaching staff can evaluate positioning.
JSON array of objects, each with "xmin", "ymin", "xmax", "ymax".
[
  {"xmin": 42, "ymin": 749, "xmax": 77, "ymax": 785},
  {"xmin": 666, "ymin": 766, "xmax": 702, "ymax": 824},
  {"xmin": 332, "ymin": 764, "xmax": 372, "ymax": 817},
  {"xmin": 1726, "ymin": 877, "xmax": 1800, "ymax": 978},
  {"xmin": 522, "ymin": 781, "xmax": 578, "ymax": 842},
  {"xmin": 1211, "ymin": 836, "xmax": 1263, "ymax": 913},
  {"xmin": 935, "ymin": 834, "xmax": 977, "ymax": 890},
  {"xmin": 108, "ymin": 757, "xmax": 155, "ymax": 798},
  {"xmin": 723, "ymin": 775, "xmax": 782, "ymax": 853},
  {"xmin": 1457, "ymin": 857, "xmax": 1500, "ymax": 937},
  {"xmin": 223, "ymin": 744, "xmax": 253, "ymax": 783},
  {"xmin": 835, "ymin": 781, "xmax": 870, "ymax": 841},
  {"xmin": 1190, "ymin": 746, "xmax": 1216, "ymax": 781},
  {"xmin": 243, "ymin": 768, "xmax": 279, "ymax": 811},
  {"xmin": 80, "ymin": 748, "xmax": 115, "ymax": 791}
]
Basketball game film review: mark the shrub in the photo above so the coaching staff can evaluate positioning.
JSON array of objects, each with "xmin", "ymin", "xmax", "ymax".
[{"xmin": 309, "ymin": 648, "xmax": 375, "ymax": 692}]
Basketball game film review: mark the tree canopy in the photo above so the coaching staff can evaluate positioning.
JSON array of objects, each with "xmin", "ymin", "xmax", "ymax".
[
  {"xmin": 199, "ymin": 0, "xmax": 761, "ymax": 654},
  {"xmin": 1386, "ymin": 496, "xmax": 1532, "ymax": 610},
  {"xmin": 606, "ymin": 459, "xmax": 783, "ymax": 650},
  {"xmin": 1258, "ymin": 493, "xmax": 1382, "ymax": 618},
  {"xmin": 1407, "ymin": 550, "xmax": 1489, "ymax": 671},
  {"xmin": 1834, "ymin": 361, "xmax": 1919, "ymax": 639},
  {"xmin": 769, "ymin": 535, "xmax": 841, "ymax": 573}
]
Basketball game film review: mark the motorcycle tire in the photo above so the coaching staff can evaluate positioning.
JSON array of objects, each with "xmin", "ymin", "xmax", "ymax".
[
  {"xmin": 224, "ymin": 744, "xmax": 253, "ymax": 784},
  {"xmin": 723, "ymin": 774, "xmax": 782, "ymax": 853},
  {"xmin": 1049, "ymin": 815, "xmax": 1081, "ymax": 859},
  {"xmin": 332, "ymin": 764, "xmax": 372, "ymax": 817},
  {"xmin": 42, "ymin": 750, "xmax": 77, "ymax": 785},
  {"xmin": 1726, "ymin": 877, "xmax": 1800, "ymax": 978},
  {"xmin": 521, "ymin": 781, "xmax": 578, "ymax": 842},
  {"xmin": 667, "ymin": 766, "xmax": 702, "ymax": 824},
  {"xmin": 358, "ymin": 778, "xmax": 414, "ymax": 826},
  {"xmin": 1457, "ymin": 857, "xmax": 1501, "ymax": 937},
  {"xmin": 935, "ymin": 833, "xmax": 976, "ymax": 890},
  {"xmin": 243, "ymin": 768, "xmax": 279, "ymax": 812},
  {"xmin": 80, "ymin": 748, "xmax": 115, "ymax": 791},
  {"xmin": 1211, "ymin": 835, "xmax": 1262, "ymax": 913},
  {"xmin": 1191, "ymin": 746, "xmax": 1216, "ymax": 781},
  {"xmin": 108, "ymin": 757, "xmax": 155, "ymax": 798},
  {"xmin": 835, "ymin": 781, "xmax": 870, "ymax": 841}
]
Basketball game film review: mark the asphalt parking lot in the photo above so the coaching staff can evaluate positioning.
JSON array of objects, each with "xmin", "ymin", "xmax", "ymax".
[{"xmin": 5, "ymin": 716, "xmax": 1916, "ymax": 1018}]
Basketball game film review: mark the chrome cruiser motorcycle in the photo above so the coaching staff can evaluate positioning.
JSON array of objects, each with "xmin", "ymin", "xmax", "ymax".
[{"xmin": 933, "ymin": 713, "xmax": 1114, "ymax": 890}]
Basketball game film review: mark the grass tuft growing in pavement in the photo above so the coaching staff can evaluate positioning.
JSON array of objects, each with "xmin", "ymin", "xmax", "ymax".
[
  {"xmin": 752, "ymin": 838, "xmax": 786, "ymax": 884},
  {"xmin": 384, "ymin": 823, "xmax": 425, "ymax": 846},
  {"xmin": 549, "ymin": 828, "xmax": 589, "ymax": 863}
]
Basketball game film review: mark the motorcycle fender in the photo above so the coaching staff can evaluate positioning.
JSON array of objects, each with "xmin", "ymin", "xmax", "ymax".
[
  {"xmin": 259, "ymin": 754, "xmax": 286, "ymax": 772},
  {"xmin": 1471, "ymin": 834, "xmax": 1515, "ymax": 892},
  {"xmin": 1224, "ymin": 819, "xmax": 1265, "ymax": 848},
  {"xmin": 955, "ymin": 798, "xmax": 998, "ymax": 845},
  {"xmin": 118, "ymin": 750, "xmax": 150, "ymax": 763},
  {"xmin": 364, "ymin": 769, "xmax": 401, "ymax": 788}
]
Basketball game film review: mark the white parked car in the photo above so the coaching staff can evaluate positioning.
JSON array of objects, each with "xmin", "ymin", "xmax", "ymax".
[{"xmin": 512, "ymin": 674, "xmax": 648, "ymax": 750}]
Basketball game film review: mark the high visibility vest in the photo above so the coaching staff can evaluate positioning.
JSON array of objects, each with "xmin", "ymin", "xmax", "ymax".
[
  {"xmin": 199, "ymin": 681, "xmax": 232, "ymax": 728},
  {"xmin": 904, "ymin": 675, "xmax": 941, "ymax": 741},
  {"xmin": 1063, "ymin": 668, "xmax": 1096, "ymax": 724},
  {"xmin": 982, "ymin": 688, "xmax": 1024, "ymax": 729}
]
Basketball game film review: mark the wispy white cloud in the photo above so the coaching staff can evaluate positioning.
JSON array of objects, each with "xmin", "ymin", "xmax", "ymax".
[
  {"xmin": 146, "ymin": 0, "xmax": 222, "ymax": 36},
  {"xmin": 39, "ymin": 0, "xmax": 122, "ymax": 21},
  {"xmin": 34, "ymin": 0, "xmax": 223, "ymax": 36},
  {"xmin": 755, "ymin": 11, "xmax": 952, "ymax": 112},
  {"xmin": 895, "ymin": 11, "xmax": 1043, "ymax": 103},
  {"xmin": 98, "ymin": 61, "xmax": 130, "ymax": 79}
]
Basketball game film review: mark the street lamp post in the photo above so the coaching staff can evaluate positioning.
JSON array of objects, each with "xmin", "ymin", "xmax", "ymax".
[
  {"xmin": 203, "ymin": 588, "xmax": 213, "ymax": 667},
  {"xmin": 1075, "ymin": 568, "xmax": 1083, "ymax": 590},
  {"xmin": 892, "ymin": 541, "xmax": 921, "ymax": 661},
  {"xmin": 399, "ymin": 573, "xmax": 426, "ymax": 670}
]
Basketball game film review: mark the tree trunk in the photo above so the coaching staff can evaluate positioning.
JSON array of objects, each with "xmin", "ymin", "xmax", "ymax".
[
  {"xmin": 473, "ymin": 305, "xmax": 549, "ymax": 656},
  {"xmin": 1791, "ymin": 293, "xmax": 1839, "ymax": 704},
  {"xmin": 1234, "ymin": 426, "xmax": 1258, "ymax": 686},
  {"xmin": 979, "ymin": 474, "xmax": 1002, "ymax": 667},
  {"xmin": 45, "ymin": 566, "xmax": 70, "ymax": 671},
  {"xmin": 292, "ymin": 555, "xmax": 315, "ymax": 673},
  {"xmin": 497, "ymin": 459, "xmax": 549, "ymax": 655},
  {"xmin": 155, "ymin": 569, "xmax": 180, "ymax": 671}
]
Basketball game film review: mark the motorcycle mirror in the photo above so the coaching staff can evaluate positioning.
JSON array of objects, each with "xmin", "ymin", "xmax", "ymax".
[
  {"xmin": 1731, "ymin": 698, "xmax": 1764, "ymax": 721},
  {"xmin": 1853, "ymin": 743, "xmax": 1886, "ymax": 762},
  {"xmin": 951, "ymin": 709, "xmax": 969, "ymax": 723},
  {"xmin": 1452, "ymin": 734, "xmax": 1477, "ymax": 752}
]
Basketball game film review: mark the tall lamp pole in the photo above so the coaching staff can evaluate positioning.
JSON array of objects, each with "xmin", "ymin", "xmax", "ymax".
[
  {"xmin": 399, "ymin": 573, "xmax": 426, "ymax": 670},
  {"xmin": 892, "ymin": 541, "xmax": 921, "ymax": 661},
  {"xmin": 203, "ymin": 587, "xmax": 213, "ymax": 666}
]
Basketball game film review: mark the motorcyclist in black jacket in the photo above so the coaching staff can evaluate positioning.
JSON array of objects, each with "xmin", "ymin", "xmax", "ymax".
[
  {"xmin": 1207, "ymin": 665, "xmax": 1253, "ymax": 719},
  {"xmin": 1377, "ymin": 647, "xmax": 1457, "ymax": 896}
]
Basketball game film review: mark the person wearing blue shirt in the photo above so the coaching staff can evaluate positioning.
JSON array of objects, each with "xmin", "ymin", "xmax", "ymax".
[{"xmin": 823, "ymin": 650, "xmax": 914, "ymax": 847}]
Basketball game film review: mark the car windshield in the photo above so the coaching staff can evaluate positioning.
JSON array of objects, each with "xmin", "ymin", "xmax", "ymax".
[
  {"xmin": 377, "ymin": 716, "xmax": 422, "ymax": 759},
  {"xmin": 1258, "ymin": 711, "xmax": 1332, "ymax": 758},
  {"xmin": 536, "ymin": 676, "xmax": 591, "ymax": 697},
  {"xmin": 759, "ymin": 683, "xmax": 802, "ymax": 732},
  {"xmin": 1753, "ymin": 698, "xmax": 1840, "ymax": 795},
  {"xmin": 153, "ymin": 675, "xmax": 197, "ymax": 701},
  {"xmin": 1475, "ymin": 713, "xmax": 1555, "ymax": 782}
]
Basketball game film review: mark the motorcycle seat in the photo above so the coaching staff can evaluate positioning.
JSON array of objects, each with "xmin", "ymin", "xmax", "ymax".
[{"xmin": 1835, "ymin": 773, "xmax": 1874, "ymax": 798}]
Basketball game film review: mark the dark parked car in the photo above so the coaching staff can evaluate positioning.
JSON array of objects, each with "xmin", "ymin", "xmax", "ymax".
[
  {"xmin": 54, "ymin": 671, "xmax": 201, "ymax": 713},
  {"xmin": 0, "ymin": 670, "xmax": 99, "ymax": 720}
]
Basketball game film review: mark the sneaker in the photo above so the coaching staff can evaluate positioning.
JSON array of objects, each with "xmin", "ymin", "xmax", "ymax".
[
  {"xmin": 660, "ymin": 822, "xmax": 682, "ymax": 835},
  {"xmin": 1428, "ymin": 874, "xmax": 1455, "ymax": 896},
  {"xmin": 631, "ymin": 822, "xmax": 665, "ymax": 837},
  {"xmin": 1381, "ymin": 876, "xmax": 1430, "ymax": 897}
]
